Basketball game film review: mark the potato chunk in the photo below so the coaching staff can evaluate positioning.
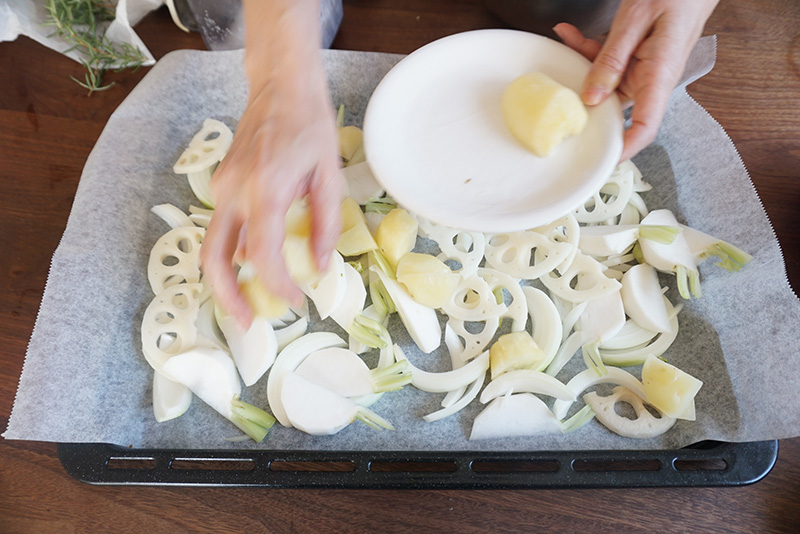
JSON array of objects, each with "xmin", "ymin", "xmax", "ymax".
[
  {"xmin": 502, "ymin": 71, "xmax": 588, "ymax": 157},
  {"xmin": 641, "ymin": 355, "xmax": 703, "ymax": 419},
  {"xmin": 489, "ymin": 331, "xmax": 546, "ymax": 379},
  {"xmin": 336, "ymin": 197, "xmax": 378, "ymax": 256},
  {"xmin": 375, "ymin": 208, "xmax": 419, "ymax": 270},
  {"xmin": 396, "ymin": 252, "xmax": 460, "ymax": 308}
]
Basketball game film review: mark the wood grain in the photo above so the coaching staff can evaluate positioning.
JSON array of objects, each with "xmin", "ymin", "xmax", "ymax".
[{"xmin": 1, "ymin": 1, "xmax": 799, "ymax": 532}]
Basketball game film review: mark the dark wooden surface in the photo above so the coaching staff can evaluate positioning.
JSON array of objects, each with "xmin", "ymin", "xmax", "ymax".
[{"xmin": 2, "ymin": 1, "xmax": 799, "ymax": 532}]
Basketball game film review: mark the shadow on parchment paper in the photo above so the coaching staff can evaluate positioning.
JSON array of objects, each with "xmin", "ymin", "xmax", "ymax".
[{"xmin": 633, "ymin": 143, "xmax": 741, "ymax": 438}]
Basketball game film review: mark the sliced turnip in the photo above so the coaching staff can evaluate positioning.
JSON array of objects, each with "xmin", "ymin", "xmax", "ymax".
[
  {"xmin": 216, "ymin": 312, "xmax": 278, "ymax": 387},
  {"xmin": 152, "ymin": 370, "xmax": 192, "ymax": 423},
  {"xmin": 280, "ymin": 372, "xmax": 394, "ymax": 435},
  {"xmin": 639, "ymin": 209, "xmax": 700, "ymax": 299},
  {"xmin": 620, "ymin": 263, "xmax": 672, "ymax": 333},
  {"xmin": 329, "ymin": 261, "xmax": 367, "ymax": 332},
  {"xmin": 578, "ymin": 224, "xmax": 639, "ymax": 258},
  {"xmin": 679, "ymin": 224, "xmax": 753, "ymax": 272},
  {"xmin": 268, "ymin": 332, "xmax": 347, "ymax": 427},
  {"xmin": 470, "ymin": 393, "xmax": 561, "ymax": 440},
  {"xmin": 372, "ymin": 267, "xmax": 441, "ymax": 354},
  {"xmin": 298, "ymin": 251, "xmax": 347, "ymax": 320},
  {"xmin": 342, "ymin": 161, "xmax": 384, "ymax": 204},
  {"xmin": 160, "ymin": 346, "xmax": 275, "ymax": 441},
  {"xmin": 294, "ymin": 346, "xmax": 410, "ymax": 397}
]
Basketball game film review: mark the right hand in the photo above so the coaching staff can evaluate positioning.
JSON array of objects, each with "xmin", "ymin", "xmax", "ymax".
[{"xmin": 200, "ymin": 0, "xmax": 343, "ymax": 327}]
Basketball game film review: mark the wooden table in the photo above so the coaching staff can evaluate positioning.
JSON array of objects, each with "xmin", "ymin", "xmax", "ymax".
[{"xmin": 2, "ymin": 1, "xmax": 799, "ymax": 532}]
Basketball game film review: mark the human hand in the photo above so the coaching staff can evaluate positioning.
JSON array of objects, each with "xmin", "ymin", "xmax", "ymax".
[
  {"xmin": 200, "ymin": 0, "xmax": 343, "ymax": 327},
  {"xmin": 553, "ymin": 0, "xmax": 719, "ymax": 161}
]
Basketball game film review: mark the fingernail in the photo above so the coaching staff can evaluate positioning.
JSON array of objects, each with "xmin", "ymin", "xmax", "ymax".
[{"xmin": 583, "ymin": 88, "xmax": 607, "ymax": 106}]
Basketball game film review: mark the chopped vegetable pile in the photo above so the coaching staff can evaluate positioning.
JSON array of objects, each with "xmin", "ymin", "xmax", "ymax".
[{"xmin": 139, "ymin": 112, "xmax": 752, "ymax": 443}]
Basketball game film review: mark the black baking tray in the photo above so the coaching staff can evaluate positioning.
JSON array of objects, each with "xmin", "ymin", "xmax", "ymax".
[{"xmin": 57, "ymin": 439, "xmax": 778, "ymax": 489}]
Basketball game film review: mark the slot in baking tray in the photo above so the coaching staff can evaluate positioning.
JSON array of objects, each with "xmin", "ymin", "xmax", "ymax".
[{"xmin": 58, "ymin": 439, "xmax": 777, "ymax": 489}]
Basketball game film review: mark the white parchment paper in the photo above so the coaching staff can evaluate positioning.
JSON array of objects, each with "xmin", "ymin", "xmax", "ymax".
[{"xmin": 5, "ymin": 38, "xmax": 800, "ymax": 451}]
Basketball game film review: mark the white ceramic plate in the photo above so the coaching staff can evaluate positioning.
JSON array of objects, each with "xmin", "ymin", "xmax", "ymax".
[{"xmin": 363, "ymin": 29, "xmax": 624, "ymax": 233}]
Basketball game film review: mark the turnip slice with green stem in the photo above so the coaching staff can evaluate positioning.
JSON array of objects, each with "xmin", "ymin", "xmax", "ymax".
[
  {"xmin": 679, "ymin": 224, "xmax": 753, "ymax": 272},
  {"xmin": 280, "ymin": 372, "xmax": 395, "ymax": 435},
  {"xmin": 577, "ymin": 224, "xmax": 678, "ymax": 259},
  {"xmin": 268, "ymin": 332, "xmax": 347, "ymax": 427},
  {"xmin": 294, "ymin": 346, "xmax": 411, "ymax": 397},
  {"xmin": 372, "ymin": 267, "xmax": 441, "ymax": 354},
  {"xmin": 577, "ymin": 289, "xmax": 626, "ymax": 376},
  {"xmin": 639, "ymin": 209, "xmax": 701, "ymax": 299},
  {"xmin": 160, "ymin": 346, "xmax": 275, "ymax": 442},
  {"xmin": 578, "ymin": 224, "xmax": 639, "ymax": 258},
  {"xmin": 620, "ymin": 263, "xmax": 672, "ymax": 333}
]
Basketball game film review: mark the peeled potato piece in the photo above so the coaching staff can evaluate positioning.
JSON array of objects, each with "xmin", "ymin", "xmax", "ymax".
[{"xmin": 502, "ymin": 71, "xmax": 588, "ymax": 157}]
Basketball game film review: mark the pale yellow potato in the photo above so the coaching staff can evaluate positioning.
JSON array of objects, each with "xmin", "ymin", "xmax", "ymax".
[
  {"xmin": 641, "ymin": 355, "xmax": 703, "ymax": 419},
  {"xmin": 396, "ymin": 252, "xmax": 460, "ymax": 308},
  {"xmin": 338, "ymin": 125, "xmax": 363, "ymax": 162},
  {"xmin": 336, "ymin": 197, "xmax": 378, "ymax": 256},
  {"xmin": 502, "ymin": 71, "xmax": 588, "ymax": 157},
  {"xmin": 375, "ymin": 208, "xmax": 419, "ymax": 270},
  {"xmin": 239, "ymin": 277, "xmax": 289, "ymax": 319},
  {"xmin": 489, "ymin": 331, "xmax": 546, "ymax": 379}
]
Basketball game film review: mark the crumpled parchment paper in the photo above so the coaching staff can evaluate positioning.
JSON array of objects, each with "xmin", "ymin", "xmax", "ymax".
[{"xmin": 4, "ymin": 36, "xmax": 800, "ymax": 452}]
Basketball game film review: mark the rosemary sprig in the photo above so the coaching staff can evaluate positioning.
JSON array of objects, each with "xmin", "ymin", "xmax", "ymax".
[{"xmin": 44, "ymin": 0, "xmax": 148, "ymax": 95}]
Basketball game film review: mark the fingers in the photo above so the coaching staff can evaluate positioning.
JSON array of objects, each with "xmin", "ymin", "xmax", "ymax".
[
  {"xmin": 580, "ymin": 7, "xmax": 655, "ymax": 106},
  {"xmin": 308, "ymin": 158, "xmax": 343, "ymax": 273},
  {"xmin": 619, "ymin": 80, "xmax": 672, "ymax": 161},
  {"xmin": 552, "ymin": 23, "xmax": 602, "ymax": 61},
  {"xmin": 202, "ymin": 204, "xmax": 253, "ymax": 327},
  {"xmin": 246, "ymin": 172, "xmax": 304, "ymax": 306}
]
